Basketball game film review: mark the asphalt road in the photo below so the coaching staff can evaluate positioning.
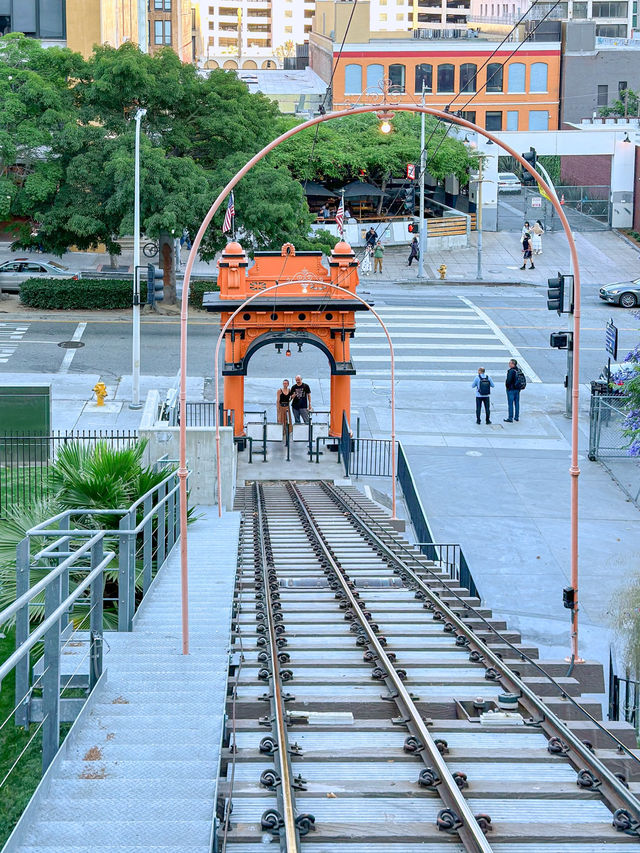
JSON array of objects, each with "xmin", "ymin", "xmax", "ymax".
[{"xmin": 0, "ymin": 282, "xmax": 635, "ymax": 387}]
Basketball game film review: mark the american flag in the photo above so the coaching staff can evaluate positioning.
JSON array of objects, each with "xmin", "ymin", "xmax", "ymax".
[
  {"xmin": 222, "ymin": 192, "xmax": 235, "ymax": 234},
  {"xmin": 335, "ymin": 195, "xmax": 344, "ymax": 234}
]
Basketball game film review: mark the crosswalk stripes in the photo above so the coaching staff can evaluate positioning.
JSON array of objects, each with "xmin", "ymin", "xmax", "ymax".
[
  {"xmin": 351, "ymin": 298, "xmax": 540, "ymax": 382},
  {"xmin": 0, "ymin": 322, "xmax": 29, "ymax": 364}
]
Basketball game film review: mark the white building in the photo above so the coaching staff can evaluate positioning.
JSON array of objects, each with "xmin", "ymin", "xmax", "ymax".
[
  {"xmin": 201, "ymin": 0, "xmax": 315, "ymax": 69},
  {"xmin": 470, "ymin": 0, "xmax": 632, "ymax": 38}
]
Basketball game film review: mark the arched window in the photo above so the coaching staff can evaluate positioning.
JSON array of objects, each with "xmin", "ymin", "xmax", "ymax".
[
  {"xmin": 345, "ymin": 64, "xmax": 362, "ymax": 95},
  {"xmin": 415, "ymin": 63, "xmax": 433, "ymax": 93},
  {"xmin": 366, "ymin": 63, "xmax": 384, "ymax": 91},
  {"xmin": 437, "ymin": 63, "xmax": 455, "ymax": 93},
  {"xmin": 507, "ymin": 62, "xmax": 525, "ymax": 93},
  {"xmin": 486, "ymin": 62, "xmax": 503, "ymax": 92},
  {"xmin": 459, "ymin": 63, "xmax": 477, "ymax": 94},
  {"xmin": 530, "ymin": 62, "xmax": 548, "ymax": 92},
  {"xmin": 389, "ymin": 63, "xmax": 406, "ymax": 93}
]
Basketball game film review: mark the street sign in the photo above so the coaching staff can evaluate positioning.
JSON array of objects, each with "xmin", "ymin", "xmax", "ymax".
[
  {"xmin": 406, "ymin": 163, "xmax": 416, "ymax": 180},
  {"xmin": 531, "ymin": 196, "xmax": 542, "ymax": 208},
  {"xmin": 605, "ymin": 318, "xmax": 618, "ymax": 360}
]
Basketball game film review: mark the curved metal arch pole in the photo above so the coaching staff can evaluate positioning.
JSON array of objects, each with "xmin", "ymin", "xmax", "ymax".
[
  {"xmin": 212, "ymin": 279, "xmax": 397, "ymax": 519},
  {"xmin": 179, "ymin": 104, "xmax": 581, "ymax": 661}
]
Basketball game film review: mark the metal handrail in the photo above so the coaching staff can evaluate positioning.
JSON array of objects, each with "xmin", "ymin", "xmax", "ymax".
[{"xmin": 6, "ymin": 467, "xmax": 185, "ymax": 776}]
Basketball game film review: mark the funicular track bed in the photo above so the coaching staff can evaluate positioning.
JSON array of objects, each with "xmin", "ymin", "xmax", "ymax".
[{"xmin": 218, "ymin": 480, "xmax": 640, "ymax": 852}]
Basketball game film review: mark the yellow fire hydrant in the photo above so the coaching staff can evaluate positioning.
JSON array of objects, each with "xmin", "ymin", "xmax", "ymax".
[
  {"xmin": 93, "ymin": 381, "xmax": 108, "ymax": 407},
  {"xmin": 438, "ymin": 264, "xmax": 447, "ymax": 280}
]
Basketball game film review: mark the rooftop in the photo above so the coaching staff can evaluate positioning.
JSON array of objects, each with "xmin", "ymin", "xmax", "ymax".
[{"xmin": 235, "ymin": 66, "xmax": 328, "ymax": 96}]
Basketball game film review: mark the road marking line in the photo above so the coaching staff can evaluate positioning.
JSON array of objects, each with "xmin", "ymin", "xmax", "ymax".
[
  {"xmin": 352, "ymin": 343, "xmax": 510, "ymax": 351},
  {"xmin": 58, "ymin": 322, "xmax": 87, "ymax": 374},
  {"xmin": 457, "ymin": 295, "xmax": 542, "ymax": 383},
  {"xmin": 354, "ymin": 355, "xmax": 513, "ymax": 362}
]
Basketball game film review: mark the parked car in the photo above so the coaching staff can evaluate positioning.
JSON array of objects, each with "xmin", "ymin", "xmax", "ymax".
[
  {"xmin": 599, "ymin": 279, "xmax": 640, "ymax": 308},
  {"xmin": 497, "ymin": 172, "xmax": 522, "ymax": 193},
  {"xmin": 0, "ymin": 258, "xmax": 78, "ymax": 293}
]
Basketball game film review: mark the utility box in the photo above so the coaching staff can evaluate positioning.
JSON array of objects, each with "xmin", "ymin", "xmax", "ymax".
[{"xmin": 0, "ymin": 385, "xmax": 51, "ymax": 462}]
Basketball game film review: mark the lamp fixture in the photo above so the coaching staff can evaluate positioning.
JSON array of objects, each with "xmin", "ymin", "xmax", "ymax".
[
  {"xmin": 297, "ymin": 342, "xmax": 303, "ymax": 353},
  {"xmin": 623, "ymin": 133, "xmax": 631, "ymax": 143},
  {"xmin": 285, "ymin": 346, "xmax": 291, "ymax": 357}
]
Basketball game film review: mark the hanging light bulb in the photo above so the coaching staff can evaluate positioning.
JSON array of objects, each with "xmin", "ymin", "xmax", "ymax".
[
  {"xmin": 285, "ymin": 346, "xmax": 291, "ymax": 357},
  {"xmin": 380, "ymin": 120, "xmax": 392, "ymax": 135}
]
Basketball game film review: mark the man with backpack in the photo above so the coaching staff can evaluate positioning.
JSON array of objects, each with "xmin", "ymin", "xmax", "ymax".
[
  {"xmin": 504, "ymin": 358, "xmax": 526, "ymax": 422},
  {"xmin": 471, "ymin": 367, "xmax": 494, "ymax": 424}
]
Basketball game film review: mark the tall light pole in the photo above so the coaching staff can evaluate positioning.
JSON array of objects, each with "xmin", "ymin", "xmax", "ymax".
[
  {"xmin": 417, "ymin": 82, "xmax": 426, "ymax": 279},
  {"xmin": 465, "ymin": 138, "xmax": 484, "ymax": 281},
  {"xmin": 130, "ymin": 107, "xmax": 146, "ymax": 410}
]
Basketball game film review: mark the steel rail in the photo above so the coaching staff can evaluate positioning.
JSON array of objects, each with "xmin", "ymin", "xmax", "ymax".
[
  {"xmin": 287, "ymin": 482, "xmax": 494, "ymax": 853},
  {"xmin": 329, "ymin": 482, "xmax": 640, "ymax": 765},
  {"xmin": 254, "ymin": 483, "xmax": 301, "ymax": 852},
  {"xmin": 322, "ymin": 482, "xmax": 640, "ymax": 824}
]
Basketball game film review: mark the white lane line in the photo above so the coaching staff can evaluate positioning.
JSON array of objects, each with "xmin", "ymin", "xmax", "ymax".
[
  {"xmin": 374, "ymin": 307, "xmax": 476, "ymax": 313},
  {"xmin": 357, "ymin": 323, "xmax": 489, "ymax": 330},
  {"xmin": 359, "ymin": 314, "xmax": 479, "ymax": 321},
  {"xmin": 354, "ymin": 355, "xmax": 513, "ymax": 362},
  {"xmin": 355, "ymin": 370, "xmax": 491, "ymax": 377},
  {"xmin": 352, "ymin": 343, "xmax": 510, "ymax": 351},
  {"xmin": 58, "ymin": 322, "xmax": 87, "ymax": 374},
  {"xmin": 457, "ymin": 295, "xmax": 542, "ymax": 383},
  {"xmin": 355, "ymin": 332, "xmax": 497, "ymax": 339}
]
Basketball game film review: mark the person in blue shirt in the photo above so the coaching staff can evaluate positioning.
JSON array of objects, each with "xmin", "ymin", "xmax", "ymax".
[{"xmin": 471, "ymin": 367, "xmax": 495, "ymax": 424}]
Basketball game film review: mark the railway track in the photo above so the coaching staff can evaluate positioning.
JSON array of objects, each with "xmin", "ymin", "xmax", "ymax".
[{"xmin": 218, "ymin": 480, "xmax": 640, "ymax": 851}]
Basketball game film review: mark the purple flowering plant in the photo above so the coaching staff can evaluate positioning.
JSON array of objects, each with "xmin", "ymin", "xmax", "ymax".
[{"xmin": 618, "ymin": 313, "xmax": 640, "ymax": 456}]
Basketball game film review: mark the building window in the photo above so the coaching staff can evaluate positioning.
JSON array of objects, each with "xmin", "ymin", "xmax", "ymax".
[
  {"xmin": 485, "ymin": 111, "xmax": 503, "ymax": 130},
  {"xmin": 284, "ymin": 24, "xmax": 292, "ymax": 32},
  {"xmin": 507, "ymin": 62, "xmax": 525, "ymax": 93},
  {"xmin": 486, "ymin": 62, "xmax": 503, "ymax": 92},
  {"xmin": 345, "ymin": 64, "xmax": 362, "ymax": 95},
  {"xmin": 366, "ymin": 63, "xmax": 384, "ymax": 91},
  {"xmin": 592, "ymin": 1, "xmax": 628, "ymax": 14},
  {"xmin": 596, "ymin": 22, "xmax": 628, "ymax": 34},
  {"xmin": 506, "ymin": 110, "xmax": 519, "ymax": 130},
  {"xmin": 284, "ymin": 9, "xmax": 293, "ymax": 16},
  {"xmin": 619, "ymin": 80, "xmax": 628, "ymax": 94},
  {"xmin": 154, "ymin": 0, "xmax": 171, "ymax": 8},
  {"xmin": 389, "ymin": 63, "xmax": 406, "ymax": 93},
  {"xmin": 529, "ymin": 110, "xmax": 549, "ymax": 130},
  {"xmin": 530, "ymin": 62, "xmax": 548, "ymax": 92},
  {"xmin": 459, "ymin": 63, "xmax": 477, "ymax": 94},
  {"xmin": 597, "ymin": 84, "xmax": 608, "ymax": 105},
  {"xmin": 154, "ymin": 19, "xmax": 171, "ymax": 44},
  {"xmin": 437, "ymin": 63, "xmax": 455, "ymax": 93},
  {"xmin": 415, "ymin": 63, "xmax": 433, "ymax": 93},
  {"xmin": 573, "ymin": 2, "xmax": 588, "ymax": 14},
  {"xmin": 460, "ymin": 110, "xmax": 476, "ymax": 123},
  {"xmin": 379, "ymin": 12, "xmax": 387, "ymax": 19}
]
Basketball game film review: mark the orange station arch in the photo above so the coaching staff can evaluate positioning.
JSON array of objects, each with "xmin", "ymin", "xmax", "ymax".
[{"xmin": 203, "ymin": 240, "xmax": 364, "ymax": 437}]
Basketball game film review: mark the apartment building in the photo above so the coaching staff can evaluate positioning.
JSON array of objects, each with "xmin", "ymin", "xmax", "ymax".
[
  {"xmin": 311, "ymin": 1, "xmax": 561, "ymax": 131},
  {"xmin": 148, "ymin": 0, "xmax": 198, "ymax": 61},
  {"xmin": 471, "ymin": 0, "xmax": 632, "ymax": 38},
  {"xmin": 201, "ymin": 0, "xmax": 316, "ymax": 70}
]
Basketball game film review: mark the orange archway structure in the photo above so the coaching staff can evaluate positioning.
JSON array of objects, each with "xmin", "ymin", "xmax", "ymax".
[{"xmin": 203, "ymin": 239, "xmax": 367, "ymax": 436}]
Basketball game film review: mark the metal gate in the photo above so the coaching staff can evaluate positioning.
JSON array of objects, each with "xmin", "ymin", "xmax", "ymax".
[
  {"xmin": 588, "ymin": 394, "xmax": 630, "ymax": 460},
  {"xmin": 497, "ymin": 185, "xmax": 611, "ymax": 232}
]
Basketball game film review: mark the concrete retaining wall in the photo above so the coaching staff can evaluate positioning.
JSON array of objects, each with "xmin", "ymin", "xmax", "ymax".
[{"xmin": 140, "ymin": 391, "xmax": 236, "ymax": 510}]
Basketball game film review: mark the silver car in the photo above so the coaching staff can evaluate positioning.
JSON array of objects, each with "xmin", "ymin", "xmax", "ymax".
[
  {"xmin": 599, "ymin": 279, "xmax": 640, "ymax": 309},
  {"xmin": 0, "ymin": 258, "xmax": 77, "ymax": 293}
]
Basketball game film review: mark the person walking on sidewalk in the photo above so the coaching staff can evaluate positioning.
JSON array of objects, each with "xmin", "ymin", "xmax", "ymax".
[
  {"xmin": 532, "ymin": 220, "xmax": 544, "ymax": 255},
  {"xmin": 407, "ymin": 236, "xmax": 420, "ymax": 266},
  {"xmin": 373, "ymin": 241, "xmax": 384, "ymax": 274},
  {"xmin": 472, "ymin": 367, "xmax": 494, "ymax": 424},
  {"xmin": 504, "ymin": 358, "xmax": 524, "ymax": 422},
  {"xmin": 520, "ymin": 232, "xmax": 535, "ymax": 270}
]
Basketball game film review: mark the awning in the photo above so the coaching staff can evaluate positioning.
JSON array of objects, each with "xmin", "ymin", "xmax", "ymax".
[
  {"xmin": 339, "ymin": 181, "xmax": 385, "ymax": 199},
  {"xmin": 301, "ymin": 181, "xmax": 338, "ymax": 198}
]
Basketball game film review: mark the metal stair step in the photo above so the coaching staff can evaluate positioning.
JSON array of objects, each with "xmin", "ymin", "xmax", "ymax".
[
  {"xmin": 36, "ymin": 796, "xmax": 212, "ymax": 822},
  {"xmin": 60, "ymin": 758, "xmax": 214, "ymax": 779},
  {"xmin": 22, "ymin": 820, "xmax": 211, "ymax": 847}
]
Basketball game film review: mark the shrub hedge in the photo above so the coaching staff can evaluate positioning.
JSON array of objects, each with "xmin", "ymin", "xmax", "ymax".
[
  {"xmin": 18, "ymin": 277, "xmax": 219, "ymax": 310},
  {"xmin": 19, "ymin": 278, "xmax": 147, "ymax": 310}
]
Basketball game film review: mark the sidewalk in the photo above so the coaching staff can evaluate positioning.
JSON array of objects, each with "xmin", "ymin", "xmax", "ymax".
[{"xmin": 361, "ymin": 229, "xmax": 640, "ymax": 287}]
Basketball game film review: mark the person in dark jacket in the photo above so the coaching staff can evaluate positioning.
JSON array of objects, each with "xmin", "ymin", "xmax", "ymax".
[
  {"xmin": 407, "ymin": 237, "xmax": 419, "ymax": 266},
  {"xmin": 520, "ymin": 232, "xmax": 534, "ymax": 270},
  {"xmin": 365, "ymin": 227, "xmax": 377, "ymax": 249},
  {"xmin": 504, "ymin": 358, "xmax": 520, "ymax": 422}
]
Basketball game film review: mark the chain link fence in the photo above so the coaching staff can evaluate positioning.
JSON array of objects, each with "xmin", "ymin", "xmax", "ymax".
[{"xmin": 588, "ymin": 394, "xmax": 630, "ymax": 460}]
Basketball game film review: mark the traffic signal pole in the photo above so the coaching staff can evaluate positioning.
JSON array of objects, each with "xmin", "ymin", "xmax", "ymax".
[{"xmin": 417, "ymin": 82, "xmax": 426, "ymax": 279}]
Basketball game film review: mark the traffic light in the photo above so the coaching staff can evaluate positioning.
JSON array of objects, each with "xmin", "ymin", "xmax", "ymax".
[
  {"xmin": 547, "ymin": 273, "xmax": 564, "ymax": 314},
  {"xmin": 147, "ymin": 264, "xmax": 164, "ymax": 306},
  {"xmin": 550, "ymin": 331, "xmax": 569, "ymax": 349},
  {"xmin": 403, "ymin": 186, "xmax": 415, "ymax": 211},
  {"xmin": 408, "ymin": 219, "xmax": 419, "ymax": 234},
  {"xmin": 521, "ymin": 146, "xmax": 537, "ymax": 186}
]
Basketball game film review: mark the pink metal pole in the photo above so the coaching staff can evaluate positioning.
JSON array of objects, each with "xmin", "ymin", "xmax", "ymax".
[
  {"xmin": 213, "ymin": 280, "xmax": 397, "ymax": 517},
  {"xmin": 179, "ymin": 104, "xmax": 581, "ymax": 658}
]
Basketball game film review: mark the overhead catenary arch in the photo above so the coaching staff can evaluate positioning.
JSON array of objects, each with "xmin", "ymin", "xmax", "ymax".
[{"xmin": 177, "ymin": 103, "xmax": 583, "ymax": 664}]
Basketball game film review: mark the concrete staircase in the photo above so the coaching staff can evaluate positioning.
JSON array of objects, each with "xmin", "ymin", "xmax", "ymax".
[{"xmin": 3, "ymin": 508, "xmax": 240, "ymax": 853}]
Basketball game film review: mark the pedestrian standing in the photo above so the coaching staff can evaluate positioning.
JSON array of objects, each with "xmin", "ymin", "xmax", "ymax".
[
  {"xmin": 276, "ymin": 379, "xmax": 293, "ymax": 440},
  {"xmin": 291, "ymin": 375, "xmax": 312, "ymax": 424},
  {"xmin": 520, "ymin": 232, "xmax": 535, "ymax": 270},
  {"xmin": 321, "ymin": 204, "xmax": 331, "ymax": 220},
  {"xmin": 407, "ymin": 236, "xmax": 420, "ymax": 266},
  {"xmin": 365, "ymin": 226, "xmax": 377, "ymax": 250},
  {"xmin": 373, "ymin": 241, "xmax": 384, "ymax": 274},
  {"xmin": 521, "ymin": 221, "xmax": 530, "ymax": 244},
  {"xmin": 504, "ymin": 358, "xmax": 526, "ymax": 422},
  {"xmin": 532, "ymin": 220, "xmax": 544, "ymax": 255},
  {"xmin": 361, "ymin": 245, "xmax": 373, "ymax": 276},
  {"xmin": 471, "ymin": 367, "xmax": 494, "ymax": 424},
  {"xmin": 180, "ymin": 228, "xmax": 192, "ymax": 250}
]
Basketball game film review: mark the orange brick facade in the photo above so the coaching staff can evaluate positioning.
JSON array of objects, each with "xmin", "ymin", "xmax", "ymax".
[{"xmin": 331, "ymin": 47, "xmax": 561, "ymax": 132}]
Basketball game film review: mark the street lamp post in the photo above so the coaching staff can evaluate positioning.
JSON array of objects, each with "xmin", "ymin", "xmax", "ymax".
[
  {"xmin": 465, "ymin": 139, "xmax": 484, "ymax": 281},
  {"xmin": 417, "ymin": 82, "xmax": 426, "ymax": 279},
  {"xmin": 130, "ymin": 107, "xmax": 147, "ymax": 411}
]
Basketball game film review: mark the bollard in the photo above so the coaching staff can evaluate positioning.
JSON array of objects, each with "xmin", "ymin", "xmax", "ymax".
[
  {"xmin": 93, "ymin": 381, "xmax": 108, "ymax": 406},
  {"xmin": 438, "ymin": 264, "xmax": 447, "ymax": 280}
]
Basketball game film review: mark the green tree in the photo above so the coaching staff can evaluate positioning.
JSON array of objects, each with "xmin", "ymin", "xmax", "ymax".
[{"xmin": 599, "ymin": 88, "xmax": 639, "ymax": 118}]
